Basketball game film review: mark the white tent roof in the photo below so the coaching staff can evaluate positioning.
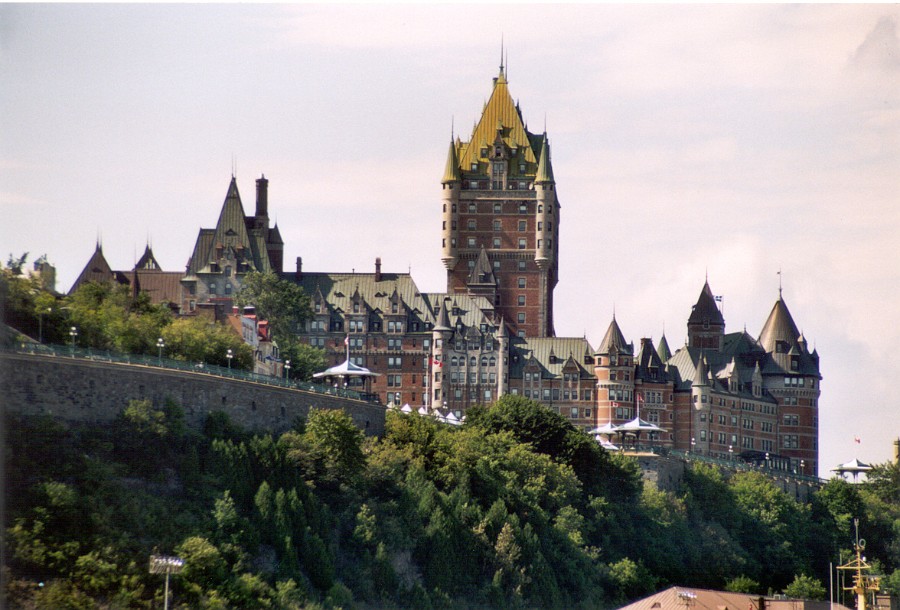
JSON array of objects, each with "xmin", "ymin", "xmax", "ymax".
[
  {"xmin": 594, "ymin": 435, "xmax": 620, "ymax": 451},
  {"xmin": 617, "ymin": 417, "xmax": 665, "ymax": 433},
  {"xmin": 831, "ymin": 458, "xmax": 873, "ymax": 473},
  {"xmin": 589, "ymin": 423, "xmax": 619, "ymax": 435},
  {"xmin": 313, "ymin": 358, "xmax": 380, "ymax": 378}
]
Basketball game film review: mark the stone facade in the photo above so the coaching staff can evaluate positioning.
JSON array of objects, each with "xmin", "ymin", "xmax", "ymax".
[{"xmin": 1, "ymin": 353, "xmax": 384, "ymax": 436}]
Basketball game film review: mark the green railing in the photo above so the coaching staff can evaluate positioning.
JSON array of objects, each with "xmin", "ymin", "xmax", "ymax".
[
  {"xmin": 663, "ymin": 447, "xmax": 824, "ymax": 484},
  {"xmin": 5, "ymin": 342, "xmax": 378, "ymax": 404}
]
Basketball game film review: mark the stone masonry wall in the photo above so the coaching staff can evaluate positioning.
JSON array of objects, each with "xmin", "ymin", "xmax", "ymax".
[{"xmin": 0, "ymin": 353, "xmax": 385, "ymax": 436}]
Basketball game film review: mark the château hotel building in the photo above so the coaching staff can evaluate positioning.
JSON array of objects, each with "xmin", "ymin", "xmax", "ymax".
[{"xmin": 71, "ymin": 63, "xmax": 821, "ymax": 475}]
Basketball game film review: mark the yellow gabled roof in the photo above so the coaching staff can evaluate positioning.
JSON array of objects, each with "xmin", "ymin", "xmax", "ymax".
[{"xmin": 457, "ymin": 69, "xmax": 538, "ymax": 170}]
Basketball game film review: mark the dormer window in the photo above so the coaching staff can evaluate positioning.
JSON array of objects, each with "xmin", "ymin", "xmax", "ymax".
[
  {"xmin": 481, "ymin": 147, "xmax": 488, "ymax": 157},
  {"xmin": 353, "ymin": 302, "xmax": 360, "ymax": 313}
]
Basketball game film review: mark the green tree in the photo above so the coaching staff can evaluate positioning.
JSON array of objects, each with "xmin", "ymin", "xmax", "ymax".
[
  {"xmin": 283, "ymin": 342, "xmax": 326, "ymax": 381},
  {"xmin": 783, "ymin": 574, "xmax": 827, "ymax": 600},
  {"xmin": 284, "ymin": 409, "xmax": 366, "ymax": 487},
  {"xmin": 725, "ymin": 575, "xmax": 761, "ymax": 594},
  {"xmin": 234, "ymin": 271, "xmax": 311, "ymax": 343},
  {"xmin": 161, "ymin": 315, "xmax": 251, "ymax": 368}
]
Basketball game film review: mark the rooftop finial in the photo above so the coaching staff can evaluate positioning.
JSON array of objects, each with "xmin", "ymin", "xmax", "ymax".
[
  {"xmin": 777, "ymin": 268, "xmax": 783, "ymax": 299},
  {"xmin": 500, "ymin": 35, "xmax": 504, "ymax": 74}
]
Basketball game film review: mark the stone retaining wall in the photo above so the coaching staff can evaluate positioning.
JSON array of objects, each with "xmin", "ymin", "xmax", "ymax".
[{"xmin": 0, "ymin": 353, "xmax": 385, "ymax": 436}]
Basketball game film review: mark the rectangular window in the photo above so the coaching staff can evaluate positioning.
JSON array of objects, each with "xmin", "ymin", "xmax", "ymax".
[
  {"xmin": 517, "ymin": 295, "xmax": 525, "ymax": 306},
  {"xmin": 518, "ymin": 238, "xmax": 526, "ymax": 249},
  {"xmin": 518, "ymin": 277, "xmax": 526, "ymax": 288}
]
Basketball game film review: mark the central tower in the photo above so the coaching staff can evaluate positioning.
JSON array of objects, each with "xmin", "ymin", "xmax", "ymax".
[{"xmin": 441, "ymin": 63, "xmax": 559, "ymax": 338}]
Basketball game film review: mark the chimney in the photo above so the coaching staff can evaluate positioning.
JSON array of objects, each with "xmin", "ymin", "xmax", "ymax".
[
  {"xmin": 255, "ymin": 174, "xmax": 269, "ymax": 219},
  {"xmin": 375, "ymin": 257, "xmax": 382, "ymax": 282},
  {"xmin": 295, "ymin": 256, "xmax": 302, "ymax": 281}
]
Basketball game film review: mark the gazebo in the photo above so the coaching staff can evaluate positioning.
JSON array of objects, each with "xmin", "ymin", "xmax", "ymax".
[
  {"xmin": 614, "ymin": 417, "xmax": 665, "ymax": 449},
  {"xmin": 831, "ymin": 458, "xmax": 873, "ymax": 483},
  {"xmin": 312, "ymin": 358, "xmax": 380, "ymax": 397}
]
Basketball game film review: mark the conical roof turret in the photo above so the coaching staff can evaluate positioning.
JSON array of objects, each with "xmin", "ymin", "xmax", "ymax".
[
  {"xmin": 657, "ymin": 334, "xmax": 672, "ymax": 361},
  {"xmin": 758, "ymin": 296, "xmax": 802, "ymax": 354},
  {"xmin": 693, "ymin": 354, "xmax": 710, "ymax": 387},
  {"xmin": 442, "ymin": 140, "xmax": 461, "ymax": 184},
  {"xmin": 467, "ymin": 247, "xmax": 496, "ymax": 286},
  {"xmin": 688, "ymin": 281, "xmax": 724, "ymax": 327},
  {"xmin": 535, "ymin": 134, "xmax": 555, "ymax": 184},
  {"xmin": 597, "ymin": 316, "xmax": 632, "ymax": 355},
  {"xmin": 433, "ymin": 300, "xmax": 452, "ymax": 332}
]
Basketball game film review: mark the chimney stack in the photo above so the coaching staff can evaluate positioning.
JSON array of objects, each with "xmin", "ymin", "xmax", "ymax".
[
  {"xmin": 255, "ymin": 174, "xmax": 269, "ymax": 219},
  {"xmin": 375, "ymin": 257, "xmax": 382, "ymax": 282},
  {"xmin": 295, "ymin": 256, "xmax": 302, "ymax": 281}
]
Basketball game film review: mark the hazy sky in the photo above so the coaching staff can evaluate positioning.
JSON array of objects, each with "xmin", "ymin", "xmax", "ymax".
[{"xmin": 2, "ymin": 4, "xmax": 898, "ymax": 475}]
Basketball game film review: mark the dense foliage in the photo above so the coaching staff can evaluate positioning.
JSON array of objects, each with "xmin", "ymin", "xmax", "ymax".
[
  {"xmin": 4, "ymin": 393, "xmax": 899, "ymax": 609},
  {"xmin": 1, "ymin": 258, "xmax": 333, "ymax": 375}
]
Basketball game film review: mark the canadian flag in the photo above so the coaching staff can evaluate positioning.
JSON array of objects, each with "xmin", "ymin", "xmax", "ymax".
[
  {"xmin": 611, "ymin": 402, "xmax": 619, "ymax": 408},
  {"xmin": 344, "ymin": 335, "xmax": 349, "ymax": 346},
  {"xmin": 854, "ymin": 436, "xmax": 861, "ymax": 444},
  {"xmin": 430, "ymin": 357, "xmax": 443, "ymax": 368}
]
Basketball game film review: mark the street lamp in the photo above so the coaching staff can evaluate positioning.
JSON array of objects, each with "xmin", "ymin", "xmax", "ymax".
[
  {"xmin": 284, "ymin": 359, "xmax": 291, "ymax": 380},
  {"xmin": 690, "ymin": 437, "xmax": 696, "ymax": 454},
  {"xmin": 157, "ymin": 337, "xmax": 165, "ymax": 365},
  {"xmin": 226, "ymin": 348, "xmax": 233, "ymax": 369},
  {"xmin": 800, "ymin": 459, "xmax": 805, "ymax": 475},
  {"xmin": 69, "ymin": 326, "xmax": 78, "ymax": 356},
  {"xmin": 728, "ymin": 445, "xmax": 734, "ymax": 461},
  {"xmin": 765, "ymin": 452, "xmax": 770, "ymax": 470},
  {"xmin": 149, "ymin": 554, "xmax": 184, "ymax": 610}
]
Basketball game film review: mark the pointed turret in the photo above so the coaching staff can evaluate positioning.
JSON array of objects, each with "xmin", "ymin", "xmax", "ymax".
[
  {"xmin": 687, "ymin": 280, "xmax": 725, "ymax": 351},
  {"xmin": 596, "ymin": 316, "xmax": 632, "ymax": 356},
  {"xmin": 657, "ymin": 334, "xmax": 672, "ymax": 362},
  {"xmin": 692, "ymin": 354, "xmax": 710, "ymax": 387},
  {"xmin": 535, "ymin": 134, "xmax": 555, "ymax": 184},
  {"xmin": 135, "ymin": 244, "xmax": 161, "ymax": 271},
  {"xmin": 467, "ymin": 247, "xmax": 496, "ymax": 286},
  {"xmin": 758, "ymin": 296, "xmax": 802, "ymax": 354},
  {"xmin": 442, "ymin": 140, "xmax": 462, "ymax": 184},
  {"xmin": 69, "ymin": 242, "xmax": 114, "ymax": 294}
]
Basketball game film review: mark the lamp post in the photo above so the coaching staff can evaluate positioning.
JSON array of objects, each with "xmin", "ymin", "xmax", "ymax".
[
  {"xmin": 765, "ymin": 452, "xmax": 770, "ymax": 470},
  {"xmin": 226, "ymin": 348, "xmax": 233, "ymax": 370},
  {"xmin": 284, "ymin": 359, "xmax": 291, "ymax": 381},
  {"xmin": 728, "ymin": 445, "xmax": 734, "ymax": 461},
  {"xmin": 149, "ymin": 554, "xmax": 184, "ymax": 610},
  {"xmin": 69, "ymin": 326, "xmax": 78, "ymax": 356},
  {"xmin": 800, "ymin": 459, "xmax": 805, "ymax": 476},
  {"xmin": 157, "ymin": 337, "xmax": 165, "ymax": 365},
  {"xmin": 690, "ymin": 437, "xmax": 696, "ymax": 454}
]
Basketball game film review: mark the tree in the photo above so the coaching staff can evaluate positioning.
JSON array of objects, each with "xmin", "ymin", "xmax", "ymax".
[
  {"xmin": 161, "ymin": 315, "xmax": 251, "ymax": 368},
  {"xmin": 283, "ymin": 342, "xmax": 326, "ymax": 381},
  {"xmin": 235, "ymin": 271, "xmax": 311, "ymax": 343},
  {"xmin": 283, "ymin": 408, "xmax": 366, "ymax": 487},
  {"xmin": 783, "ymin": 574, "xmax": 827, "ymax": 600},
  {"xmin": 725, "ymin": 575, "xmax": 761, "ymax": 594}
]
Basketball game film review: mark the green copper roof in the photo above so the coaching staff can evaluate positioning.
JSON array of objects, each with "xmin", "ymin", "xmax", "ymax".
[{"xmin": 535, "ymin": 134, "xmax": 555, "ymax": 183}]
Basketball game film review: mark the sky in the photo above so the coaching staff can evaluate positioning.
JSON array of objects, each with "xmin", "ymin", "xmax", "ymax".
[{"xmin": 2, "ymin": 4, "xmax": 898, "ymax": 476}]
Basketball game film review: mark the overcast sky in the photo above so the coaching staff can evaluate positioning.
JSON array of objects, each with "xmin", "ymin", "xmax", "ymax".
[{"xmin": 2, "ymin": 4, "xmax": 898, "ymax": 475}]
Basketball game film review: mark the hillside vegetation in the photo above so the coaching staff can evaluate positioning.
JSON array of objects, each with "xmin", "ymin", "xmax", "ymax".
[{"xmin": 4, "ymin": 395, "xmax": 899, "ymax": 609}]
